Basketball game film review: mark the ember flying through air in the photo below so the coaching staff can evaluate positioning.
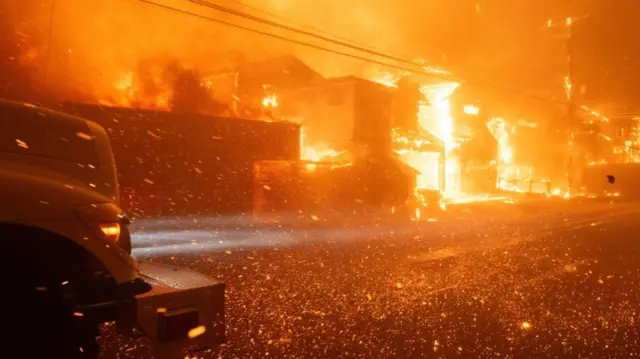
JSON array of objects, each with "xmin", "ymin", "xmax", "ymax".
[{"xmin": 2, "ymin": 1, "xmax": 640, "ymax": 358}]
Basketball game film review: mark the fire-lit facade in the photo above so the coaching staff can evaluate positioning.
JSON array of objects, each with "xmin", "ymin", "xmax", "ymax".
[
  {"xmin": 576, "ymin": 113, "xmax": 640, "ymax": 197},
  {"xmin": 61, "ymin": 50, "xmax": 606, "ymax": 211},
  {"xmin": 604, "ymin": 115, "xmax": 640, "ymax": 164},
  {"xmin": 278, "ymin": 76, "xmax": 395, "ymax": 156}
]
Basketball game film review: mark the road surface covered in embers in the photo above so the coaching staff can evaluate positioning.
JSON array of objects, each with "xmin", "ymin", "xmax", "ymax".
[{"xmin": 103, "ymin": 199, "xmax": 640, "ymax": 358}]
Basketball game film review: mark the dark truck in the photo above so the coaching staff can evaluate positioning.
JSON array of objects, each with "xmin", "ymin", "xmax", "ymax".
[{"xmin": 0, "ymin": 99, "xmax": 225, "ymax": 358}]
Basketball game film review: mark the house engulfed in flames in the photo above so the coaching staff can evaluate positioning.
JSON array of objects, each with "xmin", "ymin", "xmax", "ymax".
[
  {"xmin": 226, "ymin": 56, "xmax": 507, "ymax": 217},
  {"xmin": 94, "ymin": 53, "xmax": 589, "ymax": 218},
  {"xmin": 578, "ymin": 112, "xmax": 640, "ymax": 197}
]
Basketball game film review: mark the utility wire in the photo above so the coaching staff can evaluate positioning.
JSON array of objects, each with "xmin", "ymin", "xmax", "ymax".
[
  {"xmin": 131, "ymin": 0, "xmax": 569, "ymax": 105},
  {"xmin": 187, "ymin": 0, "xmax": 570, "ymax": 105},
  {"xmin": 228, "ymin": 0, "xmax": 382, "ymax": 53},
  {"xmin": 132, "ymin": 0, "xmax": 439, "ymax": 76},
  {"xmin": 187, "ymin": 0, "xmax": 425, "ymax": 69}
]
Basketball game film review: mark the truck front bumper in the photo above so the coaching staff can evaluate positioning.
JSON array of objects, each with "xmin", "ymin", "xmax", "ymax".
[{"xmin": 133, "ymin": 261, "xmax": 226, "ymax": 358}]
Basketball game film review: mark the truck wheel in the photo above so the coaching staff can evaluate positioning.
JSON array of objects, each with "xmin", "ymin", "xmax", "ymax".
[{"xmin": 0, "ymin": 253, "xmax": 100, "ymax": 358}]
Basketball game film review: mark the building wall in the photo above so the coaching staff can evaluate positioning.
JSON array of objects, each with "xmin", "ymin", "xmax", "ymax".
[
  {"xmin": 353, "ymin": 79, "xmax": 393, "ymax": 152},
  {"xmin": 64, "ymin": 104, "xmax": 300, "ymax": 217},
  {"xmin": 280, "ymin": 77, "xmax": 393, "ymax": 154}
]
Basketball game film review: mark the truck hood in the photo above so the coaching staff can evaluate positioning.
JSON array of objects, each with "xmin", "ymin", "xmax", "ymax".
[{"xmin": 0, "ymin": 159, "xmax": 111, "ymax": 221}]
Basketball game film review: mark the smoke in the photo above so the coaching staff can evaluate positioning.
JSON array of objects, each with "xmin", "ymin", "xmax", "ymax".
[
  {"xmin": 0, "ymin": 0, "xmax": 414, "ymax": 103},
  {"xmin": 1, "ymin": 0, "xmax": 583, "ymax": 107}
]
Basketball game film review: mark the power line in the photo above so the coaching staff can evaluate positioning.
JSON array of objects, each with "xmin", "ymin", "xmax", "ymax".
[
  {"xmin": 131, "ymin": 0, "xmax": 438, "ymax": 76},
  {"xmin": 131, "ymin": 0, "xmax": 569, "ymax": 105},
  {"xmin": 228, "ymin": 0, "xmax": 382, "ymax": 53},
  {"xmin": 186, "ymin": 0, "xmax": 570, "ymax": 105},
  {"xmin": 187, "ymin": 0, "xmax": 425, "ymax": 69}
]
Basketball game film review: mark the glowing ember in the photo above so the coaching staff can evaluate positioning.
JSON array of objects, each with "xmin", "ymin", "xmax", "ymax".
[
  {"xmin": 187, "ymin": 325, "xmax": 207, "ymax": 339},
  {"xmin": 15, "ymin": 139, "xmax": 29, "ymax": 149},
  {"xmin": 463, "ymin": 105, "xmax": 480, "ymax": 116},
  {"xmin": 580, "ymin": 105, "xmax": 609, "ymax": 123},
  {"xmin": 262, "ymin": 94, "xmax": 278, "ymax": 108},
  {"xmin": 564, "ymin": 76, "xmax": 573, "ymax": 100}
]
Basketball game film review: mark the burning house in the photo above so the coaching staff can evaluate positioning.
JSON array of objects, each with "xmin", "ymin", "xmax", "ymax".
[
  {"xmin": 54, "ymin": 54, "xmax": 455, "ymax": 220},
  {"xmin": 249, "ymin": 60, "xmax": 506, "ymax": 219},
  {"xmin": 202, "ymin": 55, "xmax": 325, "ymax": 120},
  {"xmin": 56, "ymin": 48, "xmax": 572, "ymax": 219},
  {"xmin": 279, "ymin": 75, "xmax": 395, "ymax": 154},
  {"xmin": 253, "ymin": 75, "xmax": 422, "ymax": 218},
  {"xmin": 448, "ymin": 83, "xmax": 574, "ymax": 197},
  {"xmin": 602, "ymin": 114, "xmax": 640, "ymax": 164},
  {"xmin": 579, "ymin": 113, "xmax": 640, "ymax": 196},
  {"xmin": 449, "ymin": 98, "xmax": 498, "ymax": 194}
]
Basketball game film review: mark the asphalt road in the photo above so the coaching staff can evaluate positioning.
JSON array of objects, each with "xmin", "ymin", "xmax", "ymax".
[{"xmin": 102, "ymin": 199, "xmax": 640, "ymax": 358}]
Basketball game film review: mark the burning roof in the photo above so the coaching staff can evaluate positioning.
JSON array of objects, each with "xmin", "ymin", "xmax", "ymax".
[{"xmin": 233, "ymin": 55, "xmax": 324, "ymax": 90}]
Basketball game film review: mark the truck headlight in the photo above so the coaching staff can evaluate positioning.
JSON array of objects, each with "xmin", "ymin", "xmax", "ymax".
[
  {"xmin": 75, "ymin": 203, "xmax": 132, "ymax": 252},
  {"xmin": 99, "ymin": 222, "xmax": 121, "ymax": 242}
]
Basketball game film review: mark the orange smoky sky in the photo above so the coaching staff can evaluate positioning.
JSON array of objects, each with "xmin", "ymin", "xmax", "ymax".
[
  {"xmin": 1, "ymin": 0, "xmax": 419, "ymax": 101},
  {"xmin": 7, "ymin": 0, "xmax": 634, "ymax": 110}
]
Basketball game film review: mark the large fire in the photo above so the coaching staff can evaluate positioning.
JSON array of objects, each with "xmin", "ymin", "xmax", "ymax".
[
  {"xmin": 111, "ymin": 70, "xmax": 171, "ymax": 110},
  {"xmin": 418, "ymin": 82, "xmax": 461, "ymax": 196},
  {"xmin": 373, "ymin": 69, "xmax": 467, "ymax": 198},
  {"xmin": 373, "ymin": 71, "xmax": 465, "ymax": 198},
  {"xmin": 102, "ymin": 58, "xmax": 230, "ymax": 115},
  {"xmin": 487, "ymin": 117, "xmax": 514, "ymax": 190},
  {"xmin": 392, "ymin": 132, "xmax": 442, "ymax": 191},
  {"xmin": 6, "ymin": 0, "xmax": 638, "ymax": 209},
  {"xmin": 299, "ymin": 127, "xmax": 342, "ymax": 162}
]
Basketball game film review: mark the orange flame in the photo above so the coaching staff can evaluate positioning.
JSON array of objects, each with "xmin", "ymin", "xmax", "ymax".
[
  {"xmin": 262, "ymin": 94, "xmax": 278, "ymax": 108},
  {"xmin": 419, "ymin": 82, "xmax": 461, "ymax": 197}
]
